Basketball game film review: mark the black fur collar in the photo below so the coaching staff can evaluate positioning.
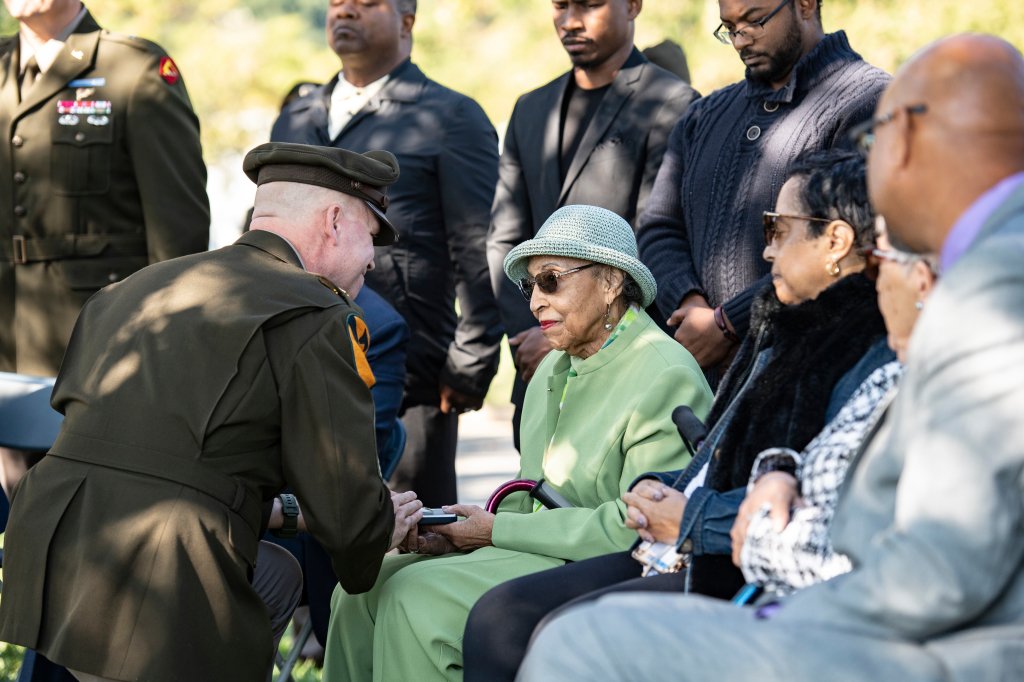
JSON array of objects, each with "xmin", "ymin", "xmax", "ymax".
[{"xmin": 706, "ymin": 273, "xmax": 885, "ymax": 491}]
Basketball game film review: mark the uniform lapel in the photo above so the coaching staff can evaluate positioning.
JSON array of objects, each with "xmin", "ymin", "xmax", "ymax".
[
  {"xmin": 557, "ymin": 57, "xmax": 643, "ymax": 204},
  {"xmin": 15, "ymin": 26, "xmax": 99, "ymax": 119}
]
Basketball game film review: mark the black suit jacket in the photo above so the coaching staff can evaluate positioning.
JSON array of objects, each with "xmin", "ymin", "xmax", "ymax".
[
  {"xmin": 271, "ymin": 60, "xmax": 502, "ymax": 403},
  {"xmin": 486, "ymin": 50, "xmax": 699, "ymax": 338}
]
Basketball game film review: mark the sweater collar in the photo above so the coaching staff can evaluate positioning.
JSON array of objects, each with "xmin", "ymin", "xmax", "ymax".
[{"xmin": 745, "ymin": 30, "xmax": 860, "ymax": 103}]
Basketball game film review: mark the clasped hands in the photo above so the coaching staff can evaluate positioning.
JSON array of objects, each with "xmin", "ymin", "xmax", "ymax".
[{"xmin": 622, "ymin": 479, "xmax": 688, "ymax": 545}]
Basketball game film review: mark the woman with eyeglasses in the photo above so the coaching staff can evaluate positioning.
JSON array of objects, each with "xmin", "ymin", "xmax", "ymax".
[
  {"xmin": 322, "ymin": 205, "xmax": 713, "ymax": 682},
  {"xmin": 462, "ymin": 148, "xmax": 893, "ymax": 681},
  {"xmin": 733, "ymin": 217, "xmax": 939, "ymax": 597}
]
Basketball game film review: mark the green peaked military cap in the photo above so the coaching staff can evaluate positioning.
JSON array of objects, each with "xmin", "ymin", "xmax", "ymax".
[{"xmin": 243, "ymin": 142, "xmax": 401, "ymax": 245}]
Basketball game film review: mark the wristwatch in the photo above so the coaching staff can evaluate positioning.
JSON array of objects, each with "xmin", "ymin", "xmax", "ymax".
[{"xmin": 274, "ymin": 493, "xmax": 300, "ymax": 538}]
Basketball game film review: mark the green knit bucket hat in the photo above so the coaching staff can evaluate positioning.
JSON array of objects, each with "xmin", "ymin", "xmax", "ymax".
[{"xmin": 504, "ymin": 205, "xmax": 657, "ymax": 307}]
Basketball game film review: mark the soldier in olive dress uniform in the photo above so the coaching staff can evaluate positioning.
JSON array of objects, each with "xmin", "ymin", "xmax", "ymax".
[
  {"xmin": 0, "ymin": 0, "xmax": 210, "ymax": 496},
  {"xmin": 0, "ymin": 142, "xmax": 423, "ymax": 682}
]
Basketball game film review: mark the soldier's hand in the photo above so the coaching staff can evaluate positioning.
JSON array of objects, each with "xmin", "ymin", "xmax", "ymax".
[
  {"xmin": 439, "ymin": 384, "xmax": 483, "ymax": 415},
  {"xmin": 389, "ymin": 490, "xmax": 423, "ymax": 551},
  {"xmin": 415, "ymin": 531, "xmax": 459, "ymax": 555},
  {"xmin": 509, "ymin": 326, "xmax": 553, "ymax": 383}
]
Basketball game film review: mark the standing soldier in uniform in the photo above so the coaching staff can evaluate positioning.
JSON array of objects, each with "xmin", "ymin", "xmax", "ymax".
[
  {"xmin": 0, "ymin": 142, "xmax": 423, "ymax": 682},
  {"xmin": 0, "ymin": 0, "xmax": 209, "ymax": 494}
]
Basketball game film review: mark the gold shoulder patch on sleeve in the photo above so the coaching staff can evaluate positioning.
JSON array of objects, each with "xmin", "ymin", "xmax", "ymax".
[{"xmin": 346, "ymin": 313, "xmax": 375, "ymax": 389}]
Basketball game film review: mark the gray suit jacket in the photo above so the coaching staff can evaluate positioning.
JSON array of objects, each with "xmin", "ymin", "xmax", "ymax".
[
  {"xmin": 779, "ymin": 183, "xmax": 1024, "ymax": 680},
  {"xmin": 487, "ymin": 50, "xmax": 698, "ymax": 338}
]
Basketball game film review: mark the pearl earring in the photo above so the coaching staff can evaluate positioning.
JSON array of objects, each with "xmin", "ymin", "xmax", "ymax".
[
  {"xmin": 915, "ymin": 300, "xmax": 925, "ymax": 311},
  {"xmin": 603, "ymin": 304, "xmax": 613, "ymax": 330},
  {"xmin": 826, "ymin": 258, "xmax": 840, "ymax": 277}
]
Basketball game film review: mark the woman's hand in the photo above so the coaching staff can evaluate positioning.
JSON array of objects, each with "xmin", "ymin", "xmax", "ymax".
[
  {"xmin": 730, "ymin": 472, "xmax": 802, "ymax": 566},
  {"xmin": 431, "ymin": 504, "xmax": 495, "ymax": 552},
  {"xmin": 622, "ymin": 480, "xmax": 687, "ymax": 544}
]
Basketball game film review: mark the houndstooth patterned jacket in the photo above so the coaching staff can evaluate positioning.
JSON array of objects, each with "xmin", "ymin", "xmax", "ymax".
[{"xmin": 740, "ymin": 360, "xmax": 904, "ymax": 595}]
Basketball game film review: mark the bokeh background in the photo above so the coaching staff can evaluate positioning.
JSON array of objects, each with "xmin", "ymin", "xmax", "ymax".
[
  {"xmin": 1, "ymin": 1, "xmax": 1022, "ymax": 679},
  {"xmin": 3, "ymin": 0, "xmax": 1023, "ymax": 248}
]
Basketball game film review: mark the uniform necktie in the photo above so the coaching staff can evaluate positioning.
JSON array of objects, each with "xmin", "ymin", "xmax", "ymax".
[{"xmin": 20, "ymin": 56, "xmax": 40, "ymax": 99}]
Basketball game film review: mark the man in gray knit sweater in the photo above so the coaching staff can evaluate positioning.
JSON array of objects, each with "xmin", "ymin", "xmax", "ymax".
[{"xmin": 637, "ymin": 0, "xmax": 888, "ymax": 378}]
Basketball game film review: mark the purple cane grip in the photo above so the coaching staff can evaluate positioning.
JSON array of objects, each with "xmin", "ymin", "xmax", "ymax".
[{"xmin": 485, "ymin": 479, "xmax": 537, "ymax": 514}]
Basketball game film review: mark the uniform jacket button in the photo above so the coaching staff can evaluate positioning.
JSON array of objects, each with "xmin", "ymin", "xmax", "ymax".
[
  {"xmin": 74, "ymin": 132, "xmax": 86, "ymax": 142},
  {"xmin": 763, "ymin": 101, "xmax": 780, "ymax": 112},
  {"xmin": 13, "ymin": 172, "xmax": 26, "ymax": 184},
  {"xmin": 13, "ymin": 205, "xmax": 27, "ymax": 216},
  {"xmin": 11, "ymin": 135, "xmax": 24, "ymax": 147},
  {"xmin": 746, "ymin": 125, "xmax": 762, "ymax": 141}
]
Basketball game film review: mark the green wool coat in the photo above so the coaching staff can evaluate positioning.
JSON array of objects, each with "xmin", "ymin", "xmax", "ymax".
[{"xmin": 324, "ymin": 308, "xmax": 713, "ymax": 681}]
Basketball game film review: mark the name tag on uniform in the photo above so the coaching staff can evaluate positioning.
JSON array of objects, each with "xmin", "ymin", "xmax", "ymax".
[
  {"xmin": 67, "ymin": 78, "xmax": 106, "ymax": 88},
  {"xmin": 57, "ymin": 100, "xmax": 112, "ymax": 126}
]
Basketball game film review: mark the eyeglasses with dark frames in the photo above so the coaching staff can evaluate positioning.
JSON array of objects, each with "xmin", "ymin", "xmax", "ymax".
[
  {"xmin": 762, "ymin": 211, "xmax": 834, "ymax": 245},
  {"xmin": 517, "ymin": 263, "xmax": 596, "ymax": 300},
  {"xmin": 713, "ymin": 0, "xmax": 792, "ymax": 45},
  {"xmin": 850, "ymin": 104, "xmax": 928, "ymax": 156}
]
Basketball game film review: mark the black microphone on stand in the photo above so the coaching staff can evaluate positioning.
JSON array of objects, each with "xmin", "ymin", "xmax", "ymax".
[{"xmin": 671, "ymin": 405, "xmax": 707, "ymax": 458}]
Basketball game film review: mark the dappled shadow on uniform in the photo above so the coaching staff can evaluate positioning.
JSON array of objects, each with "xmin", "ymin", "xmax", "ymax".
[{"xmin": 13, "ymin": 460, "xmax": 272, "ymax": 679}]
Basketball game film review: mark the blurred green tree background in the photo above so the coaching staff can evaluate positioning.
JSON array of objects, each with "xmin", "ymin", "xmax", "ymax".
[{"xmin": 4, "ymin": 0, "xmax": 1023, "ymax": 162}]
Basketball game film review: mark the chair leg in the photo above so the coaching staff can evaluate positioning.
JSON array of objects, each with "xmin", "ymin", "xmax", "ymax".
[{"xmin": 274, "ymin": 618, "xmax": 313, "ymax": 682}]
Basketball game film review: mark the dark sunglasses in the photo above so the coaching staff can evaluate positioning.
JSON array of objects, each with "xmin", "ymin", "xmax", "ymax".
[
  {"xmin": 762, "ymin": 211, "xmax": 833, "ymax": 245},
  {"xmin": 518, "ymin": 263, "xmax": 596, "ymax": 300}
]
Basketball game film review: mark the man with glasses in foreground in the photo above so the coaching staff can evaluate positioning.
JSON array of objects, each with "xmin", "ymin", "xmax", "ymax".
[
  {"xmin": 637, "ymin": 0, "xmax": 887, "ymax": 383},
  {"xmin": 520, "ymin": 33, "xmax": 1024, "ymax": 681}
]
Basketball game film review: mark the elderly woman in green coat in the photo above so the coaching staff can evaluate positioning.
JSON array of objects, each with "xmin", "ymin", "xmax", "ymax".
[{"xmin": 323, "ymin": 205, "xmax": 713, "ymax": 681}]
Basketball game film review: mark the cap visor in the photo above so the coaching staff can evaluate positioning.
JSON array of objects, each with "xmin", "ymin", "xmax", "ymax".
[{"xmin": 367, "ymin": 201, "xmax": 398, "ymax": 246}]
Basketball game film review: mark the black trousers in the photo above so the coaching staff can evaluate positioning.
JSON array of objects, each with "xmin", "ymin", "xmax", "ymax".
[
  {"xmin": 388, "ymin": 403, "xmax": 459, "ymax": 507},
  {"xmin": 462, "ymin": 551, "xmax": 686, "ymax": 682}
]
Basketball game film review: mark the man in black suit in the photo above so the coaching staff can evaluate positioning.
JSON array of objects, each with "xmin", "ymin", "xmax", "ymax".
[
  {"xmin": 485, "ymin": 0, "xmax": 699, "ymax": 447},
  {"xmin": 271, "ymin": 0, "xmax": 502, "ymax": 507}
]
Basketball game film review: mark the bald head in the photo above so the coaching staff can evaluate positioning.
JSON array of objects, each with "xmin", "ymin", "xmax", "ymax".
[
  {"xmin": 869, "ymin": 34, "xmax": 1024, "ymax": 254},
  {"xmin": 898, "ymin": 34, "xmax": 1024, "ymax": 148},
  {"xmin": 249, "ymin": 181, "xmax": 378, "ymax": 293}
]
